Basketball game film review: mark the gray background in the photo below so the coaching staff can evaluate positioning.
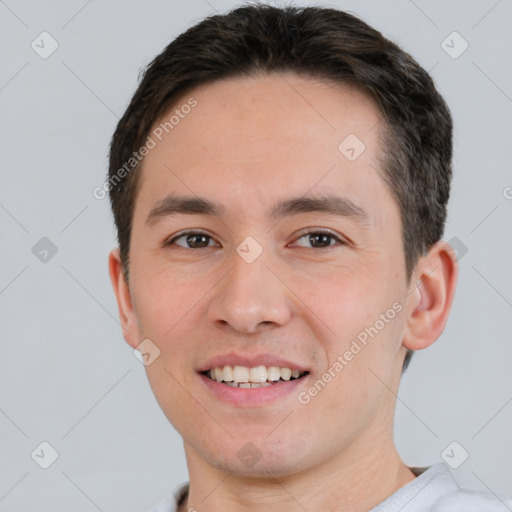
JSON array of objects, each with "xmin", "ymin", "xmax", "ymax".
[{"xmin": 1, "ymin": 0, "xmax": 511, "ymax": 510}]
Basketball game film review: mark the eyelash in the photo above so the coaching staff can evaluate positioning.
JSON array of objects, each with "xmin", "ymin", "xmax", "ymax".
[{"xmin": 165, "ymin": 229, "xmax": 347, "ymax": 251}]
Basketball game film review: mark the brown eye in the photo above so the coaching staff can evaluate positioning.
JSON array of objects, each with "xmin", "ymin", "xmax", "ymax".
[
  {"xmin": 293, "ymin": 230, "xmax": 345, "ymax": 249},
  {"xmin": 168, "ymin": 232, "xmax": 216, "ymax": 249},
  {"xmin": 308, "ymin": 233, "xmax": 333, "ymax": 248}
]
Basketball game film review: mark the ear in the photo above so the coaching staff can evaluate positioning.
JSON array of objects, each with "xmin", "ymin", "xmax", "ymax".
[
  {"xmin": 402, "ymin": 240, "xmax": 458, "ymax": 351},
  {"xmin": 108, "ymin": 248, "xmax": 140, "ymax": 349}
]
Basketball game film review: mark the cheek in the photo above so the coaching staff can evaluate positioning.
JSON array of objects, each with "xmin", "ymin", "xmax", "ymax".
[
  {"xmin": 289, "ymin": 262, "xmax": 386, "ymax": 342},
  {"xmin": 129, "ymin": 260, "xmax": 207, "ymax": 340},
  {"xmin": 291, "ymin": 261, "xmax": 405, "ymax": 382},
  {"xmin": 144, "ymin": 362, "xmax": 199, "ymax": 438}
]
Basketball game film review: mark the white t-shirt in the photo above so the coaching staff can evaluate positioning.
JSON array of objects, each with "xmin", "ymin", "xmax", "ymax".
[{"xmin": 150, "ymin": 461, "xmax": 512, "ymax": 511}]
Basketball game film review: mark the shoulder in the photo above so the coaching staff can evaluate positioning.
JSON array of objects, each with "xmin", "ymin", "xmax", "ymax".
[
  {"xmin": 371, "ymin": 462, "xmax": 512, "ymax": 512},
  {"xmin": 431, "ymin": 488, "xmax": 512, "ymax": 511},
  {"xmin": 148, "ymin": 482, "xmax": 189, "ymax": 512}
]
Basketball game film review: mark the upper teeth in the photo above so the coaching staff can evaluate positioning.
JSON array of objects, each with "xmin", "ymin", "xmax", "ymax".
[{"xmin": 208, "ymin": 365, "xmax": 304, "ymax": 383}]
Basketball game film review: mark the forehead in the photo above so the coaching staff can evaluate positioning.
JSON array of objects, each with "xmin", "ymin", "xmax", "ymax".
[{"xmin": 134, "ymin": 72, "xmax": 393, "ymax": 225}]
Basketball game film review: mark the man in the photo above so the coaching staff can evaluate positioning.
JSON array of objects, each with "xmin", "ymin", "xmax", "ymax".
[{"xmin": 107, "ymin": 4, "xmax": 512, "ymax": 511}]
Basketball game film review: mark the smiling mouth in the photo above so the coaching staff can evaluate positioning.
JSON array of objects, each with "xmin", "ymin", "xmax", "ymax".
[{"xmin": 201, "ymin": 365, "xmax": 309, "ymax": 388}]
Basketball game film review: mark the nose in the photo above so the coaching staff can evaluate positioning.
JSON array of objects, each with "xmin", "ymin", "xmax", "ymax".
[{"xmin": 207, "ymin": 248, "xmax": 293, "ymax": 334}]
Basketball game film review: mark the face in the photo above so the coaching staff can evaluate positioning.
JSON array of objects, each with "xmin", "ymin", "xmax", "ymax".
[{"xmin": 118, "ymin": 73, "xmax": 414, "ymax": 477}]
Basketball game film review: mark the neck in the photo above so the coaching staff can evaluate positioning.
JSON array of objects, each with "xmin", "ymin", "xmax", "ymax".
[{"xmin": 180, "ymin": 427, "xmax": 417, "ymax": 512}]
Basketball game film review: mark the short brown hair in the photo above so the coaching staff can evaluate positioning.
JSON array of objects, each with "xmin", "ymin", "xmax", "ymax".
[{"xmin": 108, "ymin": 4, "xmax": 453, "ymax": 373}]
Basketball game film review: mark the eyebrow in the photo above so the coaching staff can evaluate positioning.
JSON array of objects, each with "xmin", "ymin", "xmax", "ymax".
[{"xmin": 145, "ymin": 193, "xmax": 370, "ymax": 226}]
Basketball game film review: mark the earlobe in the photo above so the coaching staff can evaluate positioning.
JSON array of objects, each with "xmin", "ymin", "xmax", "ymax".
[
  {"xmin": 402, "ymin": 241, "xmax": 458, "ymax": 351},
  {"xmin": 108, "ymin": 248, "xmax": 140, "ymax": 349}
]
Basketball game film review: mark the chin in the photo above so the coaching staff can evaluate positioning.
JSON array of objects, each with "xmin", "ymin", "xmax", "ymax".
[
  {"xmin": 194, "ymin": 432, "xmax": 318, "ymax": 478},
  {"xmin": 211, "ymin": 452, "xmax": 306, "ymax": 479}
]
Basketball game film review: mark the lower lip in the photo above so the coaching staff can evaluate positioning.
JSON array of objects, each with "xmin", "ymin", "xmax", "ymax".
[{"xmin": 199, "ymin": 373, "xmax": 309, "ymax": 407}]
